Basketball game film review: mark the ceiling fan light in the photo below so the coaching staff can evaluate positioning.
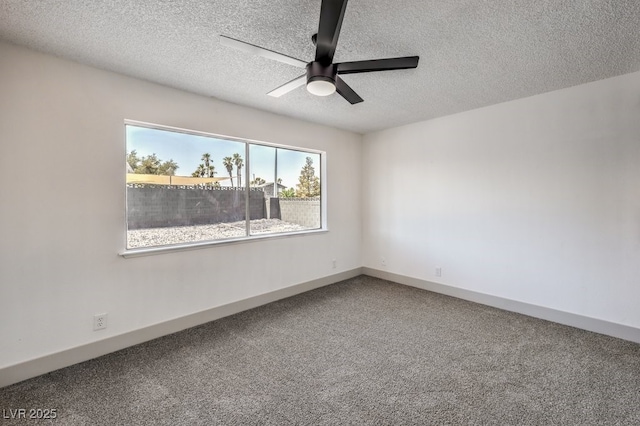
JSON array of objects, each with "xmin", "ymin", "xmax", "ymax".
[{"xmin": 307, "ymin": 78, "xmax": 336, "ymax": 96}]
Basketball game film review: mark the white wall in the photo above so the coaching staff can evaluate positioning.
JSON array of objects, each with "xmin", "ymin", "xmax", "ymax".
[
  {"xmin": 0, "ymin": 41, "xmax": 362, "ymax": 371},
  {"xmin": 363, "ymin": 71, "xmax": 640, "ymax": 329},
  {"xmin": 2, "ymin": 37, "xmax": 638, "ymax": 384}
]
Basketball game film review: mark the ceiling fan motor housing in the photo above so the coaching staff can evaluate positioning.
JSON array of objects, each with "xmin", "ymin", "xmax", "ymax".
[
  {"xmin": 307, "ymin": 62, "xmax": 336, "ymax": 84},
  {"xmin": 306, "ymin": 62, "xmax": 337, "ymax": 96}
]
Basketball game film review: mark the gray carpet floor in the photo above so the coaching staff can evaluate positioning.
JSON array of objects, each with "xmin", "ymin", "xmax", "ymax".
[{"xmin": 1, "ymin": 275, "xmax": 639, "ymax": 425}]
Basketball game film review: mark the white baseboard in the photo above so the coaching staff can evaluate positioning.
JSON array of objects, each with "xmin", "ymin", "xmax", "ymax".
[
  {"xmin": 5, "ymin": 267, "xmax": 637, "ymax": 388},
  {"xmin": 0, "ymin": 268, "xmax": 362, "ymax": 388},
  {"xmin": 362, "ymin": 267, "xmax": 640, "ymax": 345}
]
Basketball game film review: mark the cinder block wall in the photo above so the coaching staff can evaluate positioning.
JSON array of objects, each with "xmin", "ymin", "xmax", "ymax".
[
  {"xmin": 126, "ymin": 187, "xmax": 265, "ymax": 229},
  {"xmin": 279, "ymin": 198, "xmax": 321, "ymax": 228}
]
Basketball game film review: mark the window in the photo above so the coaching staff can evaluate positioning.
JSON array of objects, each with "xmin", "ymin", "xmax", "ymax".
[{"xmin": 125, "ymin": 121, "xmax": 324, "ymax": 251}]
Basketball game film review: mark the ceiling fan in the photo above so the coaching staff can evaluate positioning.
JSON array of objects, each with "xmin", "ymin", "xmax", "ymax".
[{"xmin": 219, "ymin": 0, "xmax": 419, "ymax": 104}]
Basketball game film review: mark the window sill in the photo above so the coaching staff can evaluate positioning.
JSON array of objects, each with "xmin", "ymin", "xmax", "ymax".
[{"xmin": 119, "ymin": 228, "xmax": 328, "ymax": 258}]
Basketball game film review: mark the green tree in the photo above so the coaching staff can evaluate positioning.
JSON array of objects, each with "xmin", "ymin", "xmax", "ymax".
[
  {"xmin": 158, "ymin": 159, "xmax": 178, "ymax": 176},
  {"xmin": 134, "ymin": 153, "xmax": 161, "ymax": 175},
  {"xmin": 203, "ymin": 153, "xmax": 216, "ymax": 177},
  {"xmin": 296, "ymin": 157, "xmax": 320, "ymax": 197},
  {"xmin": 280, "ymin": 188, "xmax": 296, "ymax": 198},
  {"xmin": 192, "ymin": 164, "xmax": 205, "ymax": 178},
  {"xmin": 233, "ymin": 153, "xmax": 243, "ymax": 188},
  {"xmin": 127, "ymin": 150, "xmax": 178, "ymax": 176},
  {"xmin": 251, "ymin": 176, "xmax": 266, "ymax": 186},
  {"xmin": 223, "ymin": 156, "xmax": 235, "ymax": 187},
  {"xmin": 192, "ymin": 153, "xmax": 216, "ymax": 178},
  {"xmin": 127, "ymin": 150, "xmax": 141, "ymax": 171}
]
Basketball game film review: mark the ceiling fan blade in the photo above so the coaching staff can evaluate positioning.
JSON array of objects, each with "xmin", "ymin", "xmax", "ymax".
[
  {"xmin": 267, "ymin": 74, "xmax": 307, "ymax": 97},
  {"xmin": 336, "ymin": 56, "xmax": 419, "ymax": 74},
  {"xmin": 315, "ymin": 0, "xmax": 349, "ymax": 64},
  {"xmin": 220, "ymin": 35, "xmax": 307, "ymax": 68},
  {"xmin": 335, "ymin": 76, "xmax": 363, "ymax": 104}
]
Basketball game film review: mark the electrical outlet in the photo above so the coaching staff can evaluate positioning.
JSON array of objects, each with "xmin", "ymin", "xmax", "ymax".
[
  {"xmin": 435, "ymin": 267, "xmax": 442, "ymax": 277},
  {"xmin": 94, "ymin": 313, "xmax": 108, "ymax": 331},
  {"xmin": 332, "ymin": 259, "xmax": 337, "ymax": 269}
]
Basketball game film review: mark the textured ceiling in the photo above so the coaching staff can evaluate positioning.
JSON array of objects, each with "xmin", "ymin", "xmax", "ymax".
[{"xmin": 1, "ymin": 0, "xmax": 639, "ymax": 134}]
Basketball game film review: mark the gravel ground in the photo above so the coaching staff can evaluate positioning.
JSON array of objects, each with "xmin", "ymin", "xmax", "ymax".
[{"xmin": 127, "ymin": 218, "xmax": 309, "ymax": 248}]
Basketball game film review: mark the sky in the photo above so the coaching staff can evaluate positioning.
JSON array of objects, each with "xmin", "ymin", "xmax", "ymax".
[{"xmin": 126, "ymin": 125, "xmax": 320, "ymax": 189}]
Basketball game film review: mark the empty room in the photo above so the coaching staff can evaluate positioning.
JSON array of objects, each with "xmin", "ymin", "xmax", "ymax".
[{"xmin": 1, "ymin": 0, "xmax": 639, "ymax": 424}]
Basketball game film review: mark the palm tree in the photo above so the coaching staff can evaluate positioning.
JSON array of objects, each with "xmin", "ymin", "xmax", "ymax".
[
  {"xmin": 192, "ymin": 153, "xmax": 216, "ymax": 178},
  {"xmin": 233, "ymin": 153, "xmax": 243, "ymax": 188},
  {"xmin": 201, "ymin": 153, "xmax": 215, "ymax": 178},
  {"xmin": 192, "ymin": 164, "xmax": 205, "ymax": 177},
  {"xmin": 280, "ymin": 188, "xmax": 296, "ymax": 198},
  {"xmin": 251, "ymin": 176, "xmax": 265, "ymax": 186},
  {"xmin": 222, "ymin": 156, "xmax": 234, "ymax": 187}
]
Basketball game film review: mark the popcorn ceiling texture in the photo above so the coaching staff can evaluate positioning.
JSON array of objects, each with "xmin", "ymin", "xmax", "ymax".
[{"xmin": 1, "ymin": 0, "xmax": 639, "ymax": 133}]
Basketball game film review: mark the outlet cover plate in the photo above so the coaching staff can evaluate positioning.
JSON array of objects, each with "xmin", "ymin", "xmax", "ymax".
[{"xmin": 93, "ymin": 313, "xmax": 108, "ymax": 331}]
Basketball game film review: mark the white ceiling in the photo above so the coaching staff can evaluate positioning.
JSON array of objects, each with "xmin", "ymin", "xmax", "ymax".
[{"xmin": 1, "ymin": 0, "xmax": 639, "ymax": 134}]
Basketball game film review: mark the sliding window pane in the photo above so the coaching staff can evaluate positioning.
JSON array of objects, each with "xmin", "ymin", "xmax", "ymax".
[
  {"xmin": 280, "ymin": 148, "xmax": 321, "ymax": 230},
  {"xmin": 125, "ymin": 125, "xmax": 246, "ymax": 248},
  {"xmin": 249, "ymin": 146, "xmax": 321, "ymax": 235}
]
